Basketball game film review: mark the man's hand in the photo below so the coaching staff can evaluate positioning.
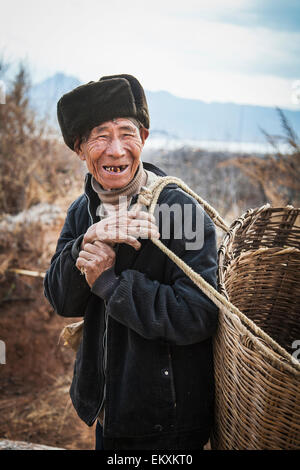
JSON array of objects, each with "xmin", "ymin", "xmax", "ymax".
[
  {"xmin": 76, "ymin": 240, "xmax": 116, "ymax": 287},
  {"xmin": 82, "ymin": 210, "xmax": 160, "ymax": 251}
]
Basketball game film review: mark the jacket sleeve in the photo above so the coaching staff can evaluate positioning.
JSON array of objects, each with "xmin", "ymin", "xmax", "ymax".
[
  {"xmin": 105, "ymin": 193, "xmax": 219, "ymax": 346},
  {"xmin": 43, "ymin": 203, "xmax": 92, "ymax": 317}
]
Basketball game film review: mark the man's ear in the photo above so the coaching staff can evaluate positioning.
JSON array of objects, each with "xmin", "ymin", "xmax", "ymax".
[
  {"xmin": 74, "ymin": 137, "xmax": 86, "ymax": 161},
  {"xmin": 140, "ymin": 127, "xmax": 149, "ymax": 145}
]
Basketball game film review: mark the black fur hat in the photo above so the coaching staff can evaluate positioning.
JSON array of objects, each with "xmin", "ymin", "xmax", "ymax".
[{"xmin": 57, "ymin": 74, "xmax": 150, "ymax": 150}]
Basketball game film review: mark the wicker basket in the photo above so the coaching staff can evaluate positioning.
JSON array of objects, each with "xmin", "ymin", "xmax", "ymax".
[
  {"xmin": 136, "ymin": 178, "xmax": 300, "ymax": 449},
  {"xmin": 57, "ymin": 177, "xmax": 298, "ymax": 450},
  {"xmin": 211, "ymin": 205, "xmax": 300, "ymax": 449}
]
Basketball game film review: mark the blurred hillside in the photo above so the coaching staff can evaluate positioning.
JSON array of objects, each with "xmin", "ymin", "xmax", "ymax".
[
  {"xmin": 29, "ymin": 73, "xmax": 300, "ymax": 145},
  {"xmin": 0, "ymin": 61, "xmax": 299, "ymax": 450}
]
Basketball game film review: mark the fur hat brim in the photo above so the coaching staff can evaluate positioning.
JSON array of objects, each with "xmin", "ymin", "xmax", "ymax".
[{"xmin": 57, "ymin": 75, "xmax": 149, "ymax": 150}]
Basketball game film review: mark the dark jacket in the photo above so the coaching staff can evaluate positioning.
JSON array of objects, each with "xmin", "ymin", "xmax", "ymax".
[{"xmin": 44, "ymin": 161, "xmax": 219, "ymax": 450}]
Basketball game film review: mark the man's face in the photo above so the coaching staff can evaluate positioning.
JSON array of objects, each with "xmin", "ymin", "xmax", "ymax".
[{"xmin": 76, "ymin": 118, "xmax": 149, "ymax": 190}]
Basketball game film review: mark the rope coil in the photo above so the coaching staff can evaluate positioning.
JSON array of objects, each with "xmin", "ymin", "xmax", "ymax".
[
  {"xmin": 137, "ymin": 176, "xmax": 300, "ymax": 374},
  {"xmin": 10, "ymin": 176, "xmax": 299, "ymax": 376}
]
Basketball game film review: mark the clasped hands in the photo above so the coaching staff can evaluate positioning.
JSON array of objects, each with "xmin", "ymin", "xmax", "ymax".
[{"xmin": 75, "ymin": 209, "xmax": 160, "ymax": 287}]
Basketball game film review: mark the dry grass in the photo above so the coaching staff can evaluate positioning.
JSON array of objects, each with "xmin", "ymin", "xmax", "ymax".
[
  {"xmin": 0, "ymin": 60, "xmax": 298, "ymax": 451},
  {"xmin": 219, "ymin": 108, "xmax": 300, "ymax": 208},
  {"xmin": 0, "ymin": 374, "xmax": 95, "ymax": 449},
  {"xmin": 0, "ymin": 63, "xmax": 84, "ymax": 216}
]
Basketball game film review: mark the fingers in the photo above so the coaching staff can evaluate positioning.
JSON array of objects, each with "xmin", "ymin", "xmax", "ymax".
[
  {"xmin": 76, "ymin": 256, "xmax": 90, "ymax": 274},
  {"xmin": 128, "ymin": 211, "xmax": 159, "ymax": 237},
  {"xmin": 78, "ymin": 251, "xmax": 98, "ymax": 262},
  {"xmin": 102, "ymin": 209, "xmax": 157, "ymax": 226},
  {"xmin": 93, "ymin": 240, "xmax": 116, "ymax": 249},
  {"xmin": 80, "ymin": 243, "xmax": 100, "ymax": 256},
  {"xmin": 82, "ymin": 224, "xmax": 98, "ymax": 246},
  {"xmin": 128, "ymin": 210, "xmax": 157, "ymax": 225},
  {"xmin": 76, "ymin": 248, "xmax": 116, "ymax": 280},
  {"xmin": 127, "ymin": 227, "xmax": 160, "ymax": 241},
  {"xmin": 84, "ymin": 241, "xmax": 115, "ymax": 256},
  {"xmin": 126, "ymin": 214, "xmax": 160, "ymax": 240},
  {"xmin": 87, "ymin": 210, "xmax": 159, "ymax": 250},
  {"xmin": 127, "ymin": 218, "xmax": 157, "ymax": 229},
  {"xmin": 122, "ymin": 236, "xmax": 141, "ymax": 251},
  {"xmin": 76, "ymin": 256, "xmax": 108, "ymax": 287},
  {"xmin": 77, "ymin": 239, "xmax": 116, "ymax": 277},
  {"xmin": 111, "ymin": 211, "xmax": 159, "ymax": 237},
  {"xmin": 78, "ymin": 246, "xmax": 115, "ymax": 263}
]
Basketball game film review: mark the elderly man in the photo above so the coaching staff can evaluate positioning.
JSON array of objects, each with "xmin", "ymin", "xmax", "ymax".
[{"xmin": 44, "ymin": 74, "xmax": 218, "ymax": 450}]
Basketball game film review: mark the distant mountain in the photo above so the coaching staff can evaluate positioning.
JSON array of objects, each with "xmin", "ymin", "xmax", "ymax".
[
  {"xmin": 29, "ymin": 73, "xmax": 300, "ymax": 144},
  {"xmin": 29, "ymin": 73, "xmax": 81, "ymax": 124}
]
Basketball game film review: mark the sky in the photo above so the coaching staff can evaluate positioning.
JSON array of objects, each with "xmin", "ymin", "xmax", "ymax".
[{"xmin": 0, "ymin": 0, "xmax": 300, "ymax": 109}]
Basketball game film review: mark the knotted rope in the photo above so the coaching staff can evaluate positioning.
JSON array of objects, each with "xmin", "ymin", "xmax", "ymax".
[{"xmin": 137, "ymin": 176, "xmax": 300, "ymax": 374}]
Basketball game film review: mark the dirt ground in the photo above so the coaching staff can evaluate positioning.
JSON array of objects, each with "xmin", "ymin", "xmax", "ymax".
[
  {"xmin": 0, "ymin": 203, "xmax": 95, "ymax": 450},
  {"xmin": 0, "ymin": 189, "xmax": 218, "ymax": 451}
]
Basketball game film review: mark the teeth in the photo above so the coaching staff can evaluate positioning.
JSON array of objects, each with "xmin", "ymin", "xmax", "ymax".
[{"xmin": 104, "ymin": 165, "xmax": 127, "ymax": 172}]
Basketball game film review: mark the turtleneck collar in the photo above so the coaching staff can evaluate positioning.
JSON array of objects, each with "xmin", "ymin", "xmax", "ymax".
[{"xmin": 91, "ymin": 161, "xmax": 147, "ymax": 207}]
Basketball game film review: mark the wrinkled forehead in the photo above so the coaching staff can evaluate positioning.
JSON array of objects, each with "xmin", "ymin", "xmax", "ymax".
[
  {"xmin": 91, "ymin": 117, "xmax": 141, "ymax": 133},
  {"xmin": 114, "ymin": 117, "xmax": 141, "ymax": 129}
]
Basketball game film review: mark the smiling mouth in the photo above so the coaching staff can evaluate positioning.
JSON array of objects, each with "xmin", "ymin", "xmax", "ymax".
[{"xmin": 103, "ymin": 165, "xmax": 128, "ymax": 174}]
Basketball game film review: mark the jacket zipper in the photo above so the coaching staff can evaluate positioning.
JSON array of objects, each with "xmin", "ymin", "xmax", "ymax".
[
  {"xmin": 102, "ymin": 303, "xmax": 108, "ymax": 427},
  {"xmin": 86, "ymin": 188, "xmax": 107, "ymax": 426},
  {"xmin": 87, "ymin": 190, "xmax": 123, "ymax": 427},
  {"xmin": 95, "ymin": 244, "xmax": 120, "ymax": 426},
  {"xmin": 168, "ymin": 345, "xmax": 177, "ymax": 412},
  {"xmin": 92, "ymin": 243, "xmax": 119, "ymax": 426},
  {"xmin": 92, "ymin": 299, "xmax": 108, "ymax": 426},
  {"xmin": 85, "ymin": 169, "xmax": 169, "ymax": 427},
  {"xmin": 85, "ymin": 190, "xmax": 94, "ymax": 226}
]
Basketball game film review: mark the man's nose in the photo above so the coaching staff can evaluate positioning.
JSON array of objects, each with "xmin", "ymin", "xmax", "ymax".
[{"xmin": 107, "ymin": 137, "xmax": 126, "ymax": 158}]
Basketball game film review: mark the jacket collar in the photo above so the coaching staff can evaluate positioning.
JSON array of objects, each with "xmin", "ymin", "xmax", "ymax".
[{"xmin": 84, "ymin": 161, "xmax": 168, "ymax": 224}]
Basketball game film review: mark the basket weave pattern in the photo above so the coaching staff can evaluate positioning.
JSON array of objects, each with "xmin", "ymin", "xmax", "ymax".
[{"xmin": 212, "ymin": 206, "xmax": 300, "ymax": 449}]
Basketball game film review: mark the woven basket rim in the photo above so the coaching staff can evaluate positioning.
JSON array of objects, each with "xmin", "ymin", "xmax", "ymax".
[
  {"xmin": 220, "ymin": 204, "xmax": 299, "ymax": 245},
  {"xmin": 218, "ymin": 204, "xmax": 300, "ymax": 375},
  {"xmin": 220, "ymin": 246, "xmax": 300, "ymax": 276}
]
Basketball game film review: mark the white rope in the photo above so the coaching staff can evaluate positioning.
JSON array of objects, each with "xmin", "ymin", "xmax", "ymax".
[{"xmin": 137, "ymin": 176, "xmax": 300, "ymax": 374}]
